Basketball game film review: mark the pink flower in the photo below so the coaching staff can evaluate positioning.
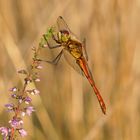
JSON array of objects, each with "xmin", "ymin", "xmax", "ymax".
[
  {"xmin": 31, "ymin": 89, "xmax": 40, "ymax": 95},
  {"xmin": 24, "ymin": 97, "xmax": 32, "ymax": 104},
  {"xmin": 5, "ymin": 104, "xmax": 14, "ymax": 112},
  {"xmin": 11, "ymin": 93, "xmax": 17, "ymax": 98},
  {"xmin": 9, "ymin": 118, "xmax": 23, "ymax": 128},
  {"xmin": 5, "ymin": 104, "xmax": 14, "ymax": 109},
  {"xmin": 9, "ymin": 87, "xmax": 18, "ymax": 92},
  {"xmin": 25, "ymin": 106, "xmax": 35, "ymax": 116},
  {"xmin": 36, "ymin": 65, "xmax": 43, "ymax": 69},
  {"xmin": 0, "ymin": 127, "xmax": 9, "ymax": 140},
  {"xmin": 34, "ymin": 78, "xmax": 40, "ymax": 82},
  {"xmin": 18, "ymin": 129, "xmax": 27, "ymax": 137}
]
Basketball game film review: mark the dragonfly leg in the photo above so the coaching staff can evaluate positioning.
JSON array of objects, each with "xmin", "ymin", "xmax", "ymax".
[
  {"xmin": 43, "ymin": 35, "xmax": 61, "ymax": 49},
  {"xmin": 39, "ymin": 50, "xmax": 63, "ymax": 65},
  {"xmin": 47, "ymin": 42, "xmax": 61, "ymax": 49},
  {"xmin": 52, "ymin": 33, "xmax": 61, "ymax": 44}
]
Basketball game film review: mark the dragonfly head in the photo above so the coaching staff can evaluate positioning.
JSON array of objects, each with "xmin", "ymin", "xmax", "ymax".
[{"xmin": 59, "ymin": 30, "xmax": 70, "ymax": 42}]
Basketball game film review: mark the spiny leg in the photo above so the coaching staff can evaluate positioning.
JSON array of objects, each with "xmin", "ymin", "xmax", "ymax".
[
  {"xmin": 52, "ymin": 33, "xmax": 61, "ymax": 44},
  {"xmin": 38, "ymin": 50, "xmax": 63, "ymax": 65},
  {"xmin": 43, "ymin": 34, "xmax": 61, "ymax": 49}
]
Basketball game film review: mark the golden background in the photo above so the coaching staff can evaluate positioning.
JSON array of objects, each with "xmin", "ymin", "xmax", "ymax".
[{"xmin": 0, "ymin": 0, "xmax": 140, "ymax": 140}]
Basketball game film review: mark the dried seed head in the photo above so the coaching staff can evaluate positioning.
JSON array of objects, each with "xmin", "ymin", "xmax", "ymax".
[{"xmin": 18, "ymin": 69, "xmax": 28, "ymax": 75}]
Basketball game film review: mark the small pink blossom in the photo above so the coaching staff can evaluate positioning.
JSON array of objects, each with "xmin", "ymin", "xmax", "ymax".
[
  {"xmin": 34, "ymin": 78, "xmax": 40, "ymax": 82},
  {"xmin": 0, "ymin": 127, "xmax": 9, "ymax": 140},
  {"xmin": 9, "ymin": 87, "xmax": 18, "ymax": 92},
  {"xmin": 18, "ymin": 129, "xmax": 27, "ymax": 137},
  {"xmin": 36, "ymin": 65, "xmax": 43, "ymax": 69},
  {"xmin": 25, "ymin": 106, "xmax": 35, "ymax": 116},
  {"xmin": 9, "ymin": 118, "xmax": 23, "ymax": 128},
  {"xmin": 31, "ymin": 89, "xmax": 40, "ymax": 95},
  {"xmin": 24, "ymin": 97, "xmax": 32, "ymax": 104},
  {"xmin": 11, "ymin": 93, "xmax": 17, "ymax": 98},
  {"xmin": 5, "ymin": 104, "xmax": 14, "ymax": 112}
]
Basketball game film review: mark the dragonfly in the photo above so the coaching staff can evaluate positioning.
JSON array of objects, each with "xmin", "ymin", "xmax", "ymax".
[{"xmin": 43, "ymin": 16, "xmax": 106, "ymax": 114}]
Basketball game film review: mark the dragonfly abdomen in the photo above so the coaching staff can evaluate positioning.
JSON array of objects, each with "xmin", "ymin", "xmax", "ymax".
[{"xmin": 76, "ymin": 58, "xmax": 106, "ymax": 114}]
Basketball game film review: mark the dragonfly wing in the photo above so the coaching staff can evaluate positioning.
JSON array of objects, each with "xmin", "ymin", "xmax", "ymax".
[
  {"xmin": 57, "ymin": 16, "xmax": 80, "ymax": 40},
  {"xmin": 77, "ymin": 57, "xmax": 95, "ymax": 81},
  {"xmin": 63, "ymin": 49, "xmax": 84, "ymax": 76},
  {"xmin": 57, "ymin": 16, "xmax": 72, "ymax": 33},
  {"xmin": 82, "ymin": 38, "xmax": 88, "ymax": 61},
  {"xmin": 45, "ymin": 16, "xmax": 72, "ymax": 47},
  {"xmin": 43, "ymin": 26, "xmax": 60, "ymax": 47},
  {"xmin": 84, "ymin": 60, "xmax": 94, "ymax": 81}
]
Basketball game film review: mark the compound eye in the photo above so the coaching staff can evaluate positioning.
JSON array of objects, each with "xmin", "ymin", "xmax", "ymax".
[{"xmin": 60, "ymin": 30, "xmax": 69, "ymax": 35}]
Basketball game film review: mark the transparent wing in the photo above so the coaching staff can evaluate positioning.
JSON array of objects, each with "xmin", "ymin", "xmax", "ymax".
[
  {"xmin": 45, "ymin": 16, "xmax": 74, "ymax": 47},
  {"xmin": 82, "ymin": 38, "xmax": 88, "ymax": 61},
  {"xmin": 84, "ymin": 59, "xmax": 94, "ymax": 81},
  {"xmin": 77, "ymin": 57, "xmax": 94, "ymax": 81},
  {"xmin": 44, "ymin": 16, "xmax": 71, "ymax": 47},
  {"xmin": 57, "ymin": 16, "xmax": 80, "ymax": 41},
  {"xmin": 63, "ymin": 49, "xmax": 84, "ymax": 76},
  {"xmin": 57, "ymin": 16, "xmax": 72, "ymax": 33},
  {"xmin": 43, "ymin": 26, "xmax": 60, "ymax": 47}
]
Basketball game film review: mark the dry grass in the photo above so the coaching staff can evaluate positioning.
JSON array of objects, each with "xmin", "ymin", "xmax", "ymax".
[{"xmin": 0, "ymin": 0, "xmax": 140, "ymax": 140}]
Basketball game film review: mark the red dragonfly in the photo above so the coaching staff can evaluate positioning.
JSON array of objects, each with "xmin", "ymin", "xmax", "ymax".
[{"xmin": 43, "ymin": 16, "xmax": 106, "ymax": 114}]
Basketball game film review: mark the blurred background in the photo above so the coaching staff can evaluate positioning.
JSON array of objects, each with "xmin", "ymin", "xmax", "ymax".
[{"xmin": 0, "ymin": 0, "xmax": 140, "ymax": 140}]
